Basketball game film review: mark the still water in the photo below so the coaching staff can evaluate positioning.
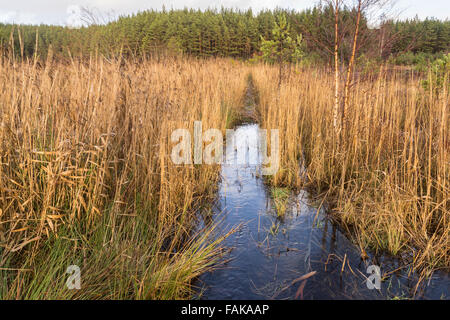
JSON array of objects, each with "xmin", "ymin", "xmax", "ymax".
[{"xmin": 197, "ymin": 124, "xmax": 449, "ymax": 300}]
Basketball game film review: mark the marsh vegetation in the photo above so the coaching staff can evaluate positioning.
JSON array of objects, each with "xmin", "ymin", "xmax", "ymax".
[{"xmin": 0, "ymin": 3, "xmax": 448, "ymax": 300}]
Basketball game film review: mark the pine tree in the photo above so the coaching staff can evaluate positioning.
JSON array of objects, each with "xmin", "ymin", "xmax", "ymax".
[{"xmin": 260, "ymin": 14, "xmax": 304, "ymax": 87}]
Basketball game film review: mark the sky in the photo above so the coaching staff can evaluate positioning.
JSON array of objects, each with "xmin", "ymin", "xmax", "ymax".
[{"xmin": 0, "ymin": 0, "xmax": 448, "ymax": 27}]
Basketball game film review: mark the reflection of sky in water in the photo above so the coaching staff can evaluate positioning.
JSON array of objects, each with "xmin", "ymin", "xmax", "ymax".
[{"xmin": 197, "ymin": 124, "xmax": 449, "ymax": 300}]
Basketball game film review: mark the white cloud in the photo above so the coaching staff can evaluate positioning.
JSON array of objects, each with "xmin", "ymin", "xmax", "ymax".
[{"xmin": 0, "ymin": 0, "xmax": 448, "ymax": 26}]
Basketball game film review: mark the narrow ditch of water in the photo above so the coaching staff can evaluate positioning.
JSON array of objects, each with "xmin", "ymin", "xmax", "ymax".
[{"xmin": 196, "ymin": 83, "xmax": 449, "ymax": 300}]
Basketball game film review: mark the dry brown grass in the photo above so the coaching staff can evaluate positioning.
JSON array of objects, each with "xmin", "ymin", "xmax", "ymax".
[
  {"xmin": 253, "ymin": 64, "xmax": 449, "ymax": 277},
  {"xmin": 0, "ymin": 48, "xmax": 447, "ymax": 298},
  {"xmin": 0, "ymin": 54, "xmax": 248, "ymax": 299}
]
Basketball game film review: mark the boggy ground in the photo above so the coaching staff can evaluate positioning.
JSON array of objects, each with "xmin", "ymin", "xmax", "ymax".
[
  {"xmin": 0, "ymin": 55, "xmax": 249, "ymax": 299},
  {"xmin": 0, "ymin": 54, "xmax": 447, "ymax": 299},
  {"xmin": 252, "ymin": 64, "xmax": 449, "ymax": 285}
]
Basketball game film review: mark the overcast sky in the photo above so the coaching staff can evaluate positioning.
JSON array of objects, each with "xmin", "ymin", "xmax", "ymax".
[{"xmin": 0, "ymin": 0, "xmax": 448, "ymax": 26}]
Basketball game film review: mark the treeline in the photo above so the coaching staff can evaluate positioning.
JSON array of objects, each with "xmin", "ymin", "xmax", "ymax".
[
  {"xmin": 385, "ymin": 18, "xmax": 449, "ymax": 54},
  {"xmin": 380, "ymin": 17, "xmax": 450, "ymax": 65},
  {"xmin": 0, "ymin": 6, "xmax": 449, "ymax": 64}
]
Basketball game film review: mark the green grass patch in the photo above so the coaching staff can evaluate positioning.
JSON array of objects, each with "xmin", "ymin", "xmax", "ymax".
[{"xmin": 270, "ymin": 187, "xmax": 290, "ymax": 218}]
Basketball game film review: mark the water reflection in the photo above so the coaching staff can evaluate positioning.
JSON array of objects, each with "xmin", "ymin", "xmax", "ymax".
[{"xmin": 197, "ymin": 124, "xmax": 449, "ymax": 300}]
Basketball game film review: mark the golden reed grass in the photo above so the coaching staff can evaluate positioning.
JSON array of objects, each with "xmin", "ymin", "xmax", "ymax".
[
  {"xmin": 0, "ymin": 53, "xmax": 248, "ymax": 299},
  {"xmin": 253, "ymin": 64, "xmax": 449, "ymax": 279},
  {"xmin": 0, "ymin": 45, "xmax": 447, "ymax": 297}
]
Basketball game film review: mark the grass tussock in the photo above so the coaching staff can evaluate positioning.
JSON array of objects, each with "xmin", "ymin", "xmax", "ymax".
[
  {"xmin": 0, "ymin": 54, "xmax": 248, "ymax": 299},
  {"xmin": 253, "ymin": 64, "xmax": 449, "ymax": 277},
  {"xmin": 271, "ymin": 187, "xmax": 290, "ymax": 218}
]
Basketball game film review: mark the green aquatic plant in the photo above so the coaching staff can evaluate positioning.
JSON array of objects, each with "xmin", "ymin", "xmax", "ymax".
[{"xmin": 271, "ymin": 187, "xmax": 290, "ymax": 217}]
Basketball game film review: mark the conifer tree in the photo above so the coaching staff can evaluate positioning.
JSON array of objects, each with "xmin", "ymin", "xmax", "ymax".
[{"xmin": 260, "ymin": 14, "xmax": 304, "ymax": 87}]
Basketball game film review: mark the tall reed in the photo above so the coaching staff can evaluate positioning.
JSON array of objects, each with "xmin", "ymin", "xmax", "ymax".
[
  {"xmin": 0, "ymin": 54, "xmax": 247, "ymax": 299},
  {"xmin": 253, "ymin": 63, "xmax": 449, "ymax": 278}
]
